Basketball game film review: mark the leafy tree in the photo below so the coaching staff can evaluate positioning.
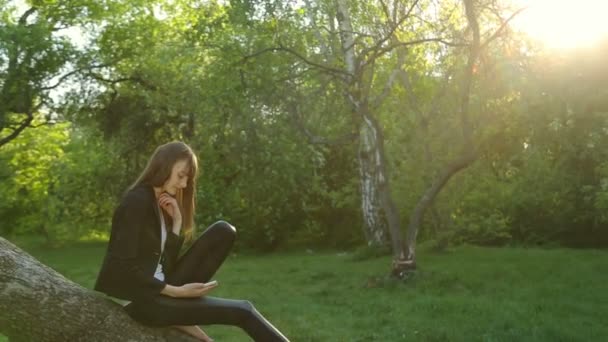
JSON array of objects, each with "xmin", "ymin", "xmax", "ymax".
[
  {"xmin": 0, "ymin": 0, "xmax": 116, "ymax": 147},
  {"xmin": 0, "ymin": 119, "xmax": 69, "ymax": 241}
]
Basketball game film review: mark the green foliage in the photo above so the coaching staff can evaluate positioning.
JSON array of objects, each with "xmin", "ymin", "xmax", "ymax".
[
  {"xmin": 0, "ymin": 122, "xmax": 122, "ymax": 244},
  {"xmin": 0, "ymin": 119, "xmax": 69, "ymax": 239},
  {"xmin": 3, "ymin": 0, "xmax": 608, "ymax": 250},
  {"xmin": 592, "ymin": 162, "xmax": 608, "ymax": 225},
  {"xmin": 452, "ymin": 210, "xmax": 512, "ymax": 246},
  {"xmin": 0, "ymin": 0, "xmax": 117, "ymax": 146},
  {"xmin": 44, "ymin": 129, "xmax": 124, "ymax": 243}
]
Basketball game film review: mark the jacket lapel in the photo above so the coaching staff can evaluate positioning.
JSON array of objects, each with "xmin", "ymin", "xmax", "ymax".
[{"xmin": 143, "ymin": 184, "xmax": 162, "ymax": 239}]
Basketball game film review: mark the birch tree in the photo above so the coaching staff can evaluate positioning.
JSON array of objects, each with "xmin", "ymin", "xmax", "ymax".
[{"xmin": 245, "ymin": 0, "xmax": 524, "ymax": 274}]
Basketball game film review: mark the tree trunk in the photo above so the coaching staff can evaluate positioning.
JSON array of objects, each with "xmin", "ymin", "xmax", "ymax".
[
  {"xmin": 336, "ymin": 0, "xmax": 397, "ymax": 248},
  {"xmin": 358, "ymin": 113, "xmax": 391, "ymax": 246},
  {"xmin": 405, "ymin": 151, "xmax": 477, "ymax": 261},
  {"xmin": 373, "ymin": 121, "xmax": 406, "ymax": 259},
  {"xmin": 404, "ymin": 0, "xmax": 481, "ymax": 263},
  {"xmin": 0, "ymin": 237, "xmax": 198, "ymax": 342}
]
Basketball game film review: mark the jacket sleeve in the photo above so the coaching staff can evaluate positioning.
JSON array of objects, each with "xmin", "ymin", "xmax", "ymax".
[
  {"xmin": 163, "ymin": 232, "xmax": 184, "ymax": 275},
  {"xmin": 109, "ymin": 193, "xmax": 167, "ymax": 295}
]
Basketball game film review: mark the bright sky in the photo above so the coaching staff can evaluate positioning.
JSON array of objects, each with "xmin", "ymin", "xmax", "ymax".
[{"xmin": 510, "ymin": 0, "xmax": 608, "ymax": 49}]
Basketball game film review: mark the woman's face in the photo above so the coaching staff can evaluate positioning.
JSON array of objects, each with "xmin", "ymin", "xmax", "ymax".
[{"xmin": 162, "ymin": 159, "xmax": 190, "ymax": 196}]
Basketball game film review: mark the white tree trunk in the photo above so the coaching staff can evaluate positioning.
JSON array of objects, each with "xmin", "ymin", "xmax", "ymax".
[
  {"xmin": 335, "ymin": 0, "xmax": 356, "ymax": 75},
  {"xmin": 336, "ymin": 0, "xmax": 390, "ymax": 247},
  {"xmin": 358, "ymin": 115, "xmax": 390, "ymax": 246},
  {"xmin": 0, "ymin": 237, "xmax": 197, "ymax": 342}
]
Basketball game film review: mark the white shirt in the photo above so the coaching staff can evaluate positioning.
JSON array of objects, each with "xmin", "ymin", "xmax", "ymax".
[{"xmin": 153, "ymin": 204, "xmax": 167, "ymax": 281}]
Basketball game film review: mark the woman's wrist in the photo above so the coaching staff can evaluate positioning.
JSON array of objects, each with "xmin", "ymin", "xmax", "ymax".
[
  {"xmin": 161, "ymin": 284, "xmax": 180, "ymax": 297},
  {"xmin": 172, "ymin": 221, "xmax": 182, "ymax": 235}
]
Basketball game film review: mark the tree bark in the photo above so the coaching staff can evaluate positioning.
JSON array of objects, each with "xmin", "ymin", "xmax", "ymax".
[
  {"xmin": 0, "ymin": 237, "xmax": 198, "ymax": 342},
  {"xmin": 358, "ymin": 112, "xmax": 391, "ymax": 246},
  {"xmin": 336, "ymin": 0, "xmax": 395, "ymax": 247}
]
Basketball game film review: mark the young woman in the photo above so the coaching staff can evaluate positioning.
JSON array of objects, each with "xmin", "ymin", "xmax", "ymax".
[{"xmin": 94, "ymin": 141, "xmax": 289, "ymax": 342}]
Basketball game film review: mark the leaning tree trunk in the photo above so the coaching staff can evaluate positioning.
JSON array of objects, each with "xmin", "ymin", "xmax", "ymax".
[
  {"xmin": 404, "ymin": 152, "xmax": 477, "ymax": 261},
  {"xmin": 404, "ymin": 0, "xmax": 481, "ymax": 263},
  {"xmin": 371, "ymin": 115, "xmax": 407, "ymax": 261},
  {"xmin": 0, "ymin": 237, "xmax": 198, "ymax": 342}
]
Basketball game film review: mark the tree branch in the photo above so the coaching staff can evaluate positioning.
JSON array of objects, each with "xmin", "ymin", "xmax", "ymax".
[
  {"xmin": 87, "ymin": 72, "xmax": 141, "ymax": 85},
  {"xmin": 460, "ymin": 0, "xmax": 480, "ymax": 149},
  {"xmin": 359, "ymin": 12, "xmax": 411, "ymax": 60},
  {"xmin": 18, "ymin": 7, "xmax": 37, "ymax": 25},
  {"xmin": 480, "ymin": 7, "xmax": 528, "ymax": 50},
  {"xmin": 0, "ymin": 113, "xmax": 34, "ymax": 147},
  {"xmin": 303, "ymin": 0, "xmax": 332, "ymax": 61},
  {"xmin": 241, "ymin": 45, "xmax": 350, "ymax": 77},
  {"xmin": 370, "ymin": 60, "xmax": 402, "ymax": 109},
  {"xmin": 286, "ymin": 92, "xmax": 357, "ymax": 146},
  {"xmin": 41, "ymin": 64, "xmax": 110, "ymax": 90},
  {"xmin": 361, "ymin": 37, "xmax": 464, "ymax": 70}
]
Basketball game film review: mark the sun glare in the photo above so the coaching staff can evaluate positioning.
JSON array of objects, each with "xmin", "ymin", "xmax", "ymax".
[{"xmin": 511, "ymin": 0, "xmax": 608, "ymax": 49}]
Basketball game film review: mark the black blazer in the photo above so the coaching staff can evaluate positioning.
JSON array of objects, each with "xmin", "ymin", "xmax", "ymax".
[{"xmin": 94, "ymin": 183, "xmax": 184, "ymax": 302}]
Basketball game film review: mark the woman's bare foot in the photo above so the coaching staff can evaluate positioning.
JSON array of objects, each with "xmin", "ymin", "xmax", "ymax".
[{"xmin": 172, "ymin": 325, "xmax": 214, "ymax": 342}]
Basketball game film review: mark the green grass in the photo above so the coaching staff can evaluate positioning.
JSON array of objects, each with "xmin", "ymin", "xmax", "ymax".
[{"xmin": 1, "ymin": 243, "xmax": 607, "ymax": 341}]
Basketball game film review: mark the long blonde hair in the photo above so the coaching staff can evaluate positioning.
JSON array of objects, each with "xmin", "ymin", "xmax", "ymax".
[{"xmin": 130, "ymin": 141, "xmax": 199, "ymax": 243}]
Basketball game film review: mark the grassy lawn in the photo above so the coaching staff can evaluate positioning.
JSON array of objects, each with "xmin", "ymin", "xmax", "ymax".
[{"xmin": 1, "ymin": 242, "xmax": 606, "ymax": 341}]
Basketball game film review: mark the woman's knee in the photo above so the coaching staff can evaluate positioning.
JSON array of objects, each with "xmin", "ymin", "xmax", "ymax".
[
  {"xmin": 234, "ymin": 300, "xmax": 256, "ymax": 320},
  {"xmin": 209, "ymin": 220, "xmax": 237, "ymax": 239},
  {"xmin": 239, "ymin": 300, "xmax": 254, "ymax": 311}
]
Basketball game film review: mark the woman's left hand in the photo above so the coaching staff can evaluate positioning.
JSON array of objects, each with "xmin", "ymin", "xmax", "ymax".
[{"xmin": 159, "ymin": 192, "xmax": 182, "ymax": 223}]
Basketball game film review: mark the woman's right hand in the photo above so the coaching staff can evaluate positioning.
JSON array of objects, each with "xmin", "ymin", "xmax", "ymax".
[
  {"xmin": 158, "ymin": 192, "xmax": 182, "ymax": 224},
  {"xmin": 175, "ymin": 283, "xmax": 217, "ymax": 298}
]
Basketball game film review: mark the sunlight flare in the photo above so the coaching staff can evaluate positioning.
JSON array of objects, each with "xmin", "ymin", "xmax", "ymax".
[{"xmin": 512, "ymin": 0, "xmax": 608, "ymax": 49}]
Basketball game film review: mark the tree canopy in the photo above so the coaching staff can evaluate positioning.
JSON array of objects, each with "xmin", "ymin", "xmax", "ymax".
[{"xmin": 2, "ymin": 0, "xmax": 607, "ymax": 256}]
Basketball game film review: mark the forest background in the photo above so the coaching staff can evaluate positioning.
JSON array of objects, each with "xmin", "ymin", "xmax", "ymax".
[{"xmin": 2, "ymin": 0, "xmax": 608, "ymax": 256}]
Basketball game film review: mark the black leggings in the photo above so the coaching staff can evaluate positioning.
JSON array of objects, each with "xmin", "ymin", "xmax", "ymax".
[{"xmin": 124, "ymin": 221, "xmax": 289, "ymax": 342}]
